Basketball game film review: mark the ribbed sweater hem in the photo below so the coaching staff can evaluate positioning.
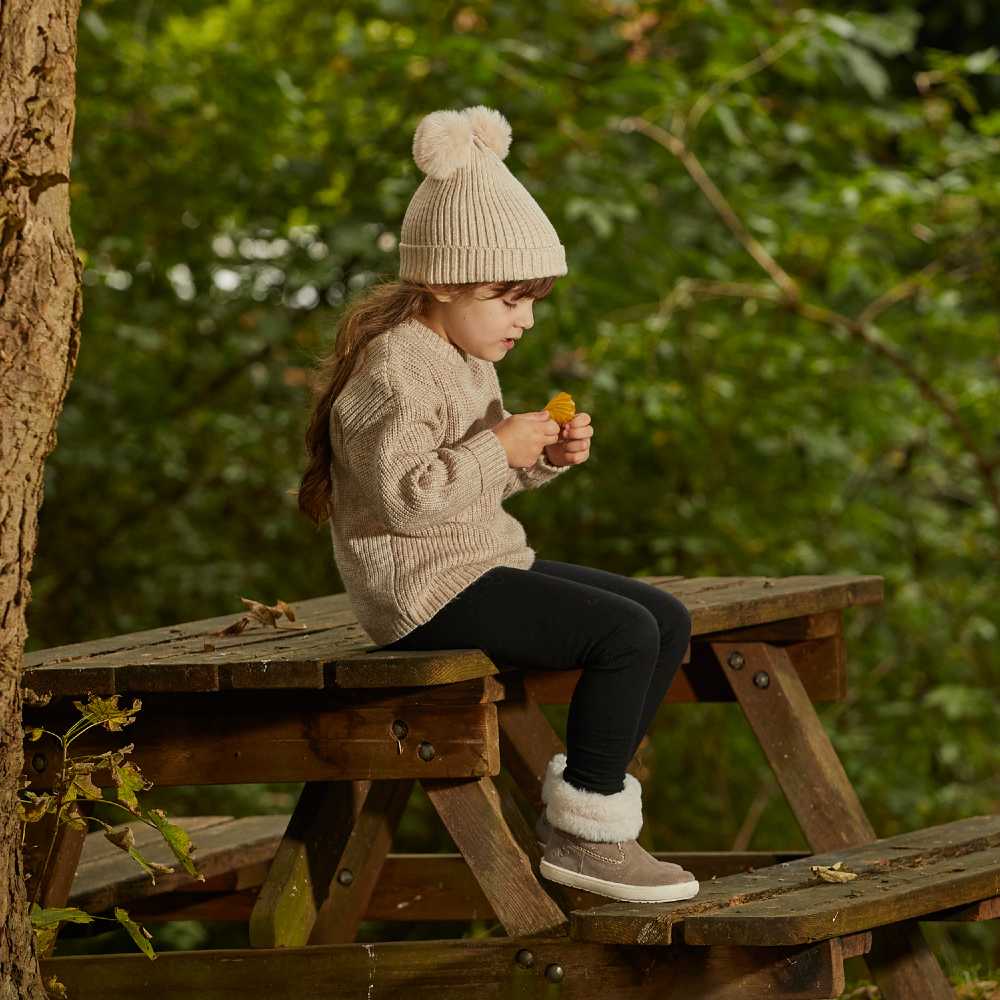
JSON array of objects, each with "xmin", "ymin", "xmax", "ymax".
[{"xmin": 363, "ymin": 550, "xmax": 536, "ymax": 648}]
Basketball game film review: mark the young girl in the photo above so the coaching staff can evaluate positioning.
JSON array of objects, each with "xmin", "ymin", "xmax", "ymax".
[{"xmin": 298, "ymin": 105, "xmax": 698, "ymax": 904}]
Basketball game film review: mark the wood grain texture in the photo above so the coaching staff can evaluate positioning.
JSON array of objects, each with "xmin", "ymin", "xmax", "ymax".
[
  {"xmin": 571, "ymin": 814, "xmax": 1000, "ymax": 946},
  {"xmin": 423, "ymin": 776, "xmax": 568, "ymax": 937},
  {"xmin": 22, "ymin": 575, "xmax": 882, "ymax": 697},
  {"xmin": 712, "ymin": 639, "xmax": 954, "ymax": 1000},
  {"xmin": 24, "ymin": 697, "xmax": 500, "ymax": 788},
  {"xmin": 39, "ymin": 935, "xmax": 846, "ymax": 999}
]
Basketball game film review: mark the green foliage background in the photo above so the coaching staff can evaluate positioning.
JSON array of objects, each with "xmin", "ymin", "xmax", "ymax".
[{"xmin": 33, "ymin": 0, "xmax": 999, "ymax": 982}]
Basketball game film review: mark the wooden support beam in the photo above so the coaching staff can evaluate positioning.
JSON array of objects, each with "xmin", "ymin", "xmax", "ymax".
[
  {"xmin": 40, "ymin": 935, "xmax": 847, "ymax": 999},
  {"xmin": 422, "ymin": 776, "xmax": 568, "ymax": 938},
  {"xmin": 711, "ymin": 641, "xmax": 955, "ymax": 1000},
  {"xmin": 249, "ymin": 780, "xmax": 357, "ymax": 948},
  {"xmin": 24, "ymin": 699, "xmax": 500, "ymax": 789},
  {"xmin": 307, "ymin": 778, "xmax": 414, "ymax": 944}
]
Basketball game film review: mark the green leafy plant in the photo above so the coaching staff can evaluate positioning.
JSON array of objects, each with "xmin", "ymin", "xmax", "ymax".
[{"xmin": 19, "ymin": 693, "xmax": 205, "ymax": 960}]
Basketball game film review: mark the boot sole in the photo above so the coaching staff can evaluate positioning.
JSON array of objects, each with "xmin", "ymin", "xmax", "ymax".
[{"xmin": 539, "ymin": 859, "xmax": 700, "ymax": 903}]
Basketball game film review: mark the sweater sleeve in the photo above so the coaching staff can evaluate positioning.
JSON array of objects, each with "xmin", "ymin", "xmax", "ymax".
[
  {"xmin": 338, "ymin": 370, "xmax": 512, "ymax": 535},
  {"xmin": 500, "ymin": 405, "xmax": 573, "ymax": 501}
]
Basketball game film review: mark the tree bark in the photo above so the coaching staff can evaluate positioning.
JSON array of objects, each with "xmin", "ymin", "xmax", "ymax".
[{"xmin": 1, "ymin": 1, "xmax": 83, "ymax": 996}]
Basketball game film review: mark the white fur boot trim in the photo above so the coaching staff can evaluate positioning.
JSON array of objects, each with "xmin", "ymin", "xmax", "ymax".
[
  {"xmin": 545, "ymin": 769, "xmax": 643, "ymax": 843},
  {"xmin": 540, "ymin": 753, "xmax": 567, "ymax": 806}
]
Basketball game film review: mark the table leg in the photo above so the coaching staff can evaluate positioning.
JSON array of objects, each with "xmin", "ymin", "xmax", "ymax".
[
  {"xmin": 710, "ymin": 639, "xmax": 955, "ymax": 1000},
  {"xmin": 497, "ymin": 699, "xmax": 565, "ymax": 815},
  {"xmin": 422, "ymin": 775, "xmax": 568, "ymax": 938},
  {"xmin": 308, "ymin": 779, "xmax": 414, "ymax": 944},
  {"xmin": 22, "ymin": 800, "xmax": 91, "ymax": 958},
  {"xmin": 497, "ymin": 697, "xmax": 648, "ymax": 814},
  {"xmin": 250, "ymin": 778, "xmax": 409, "ymax": 948}
]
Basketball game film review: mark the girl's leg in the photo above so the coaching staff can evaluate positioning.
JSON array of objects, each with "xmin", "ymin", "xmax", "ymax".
[
  {"xmin": 528, "ymin": 559, "xmax": 692, "ymax": 764},
  {"xmin": 375, "ymin": 565, "xmax": 663, "ymax": 795}
]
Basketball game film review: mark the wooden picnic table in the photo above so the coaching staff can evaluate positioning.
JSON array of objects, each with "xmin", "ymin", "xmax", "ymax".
[{"xmin": 21, "ymin": 573, "xmax": 981, "ymax": 999}]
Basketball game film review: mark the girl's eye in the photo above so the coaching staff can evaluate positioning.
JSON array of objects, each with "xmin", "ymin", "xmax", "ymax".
[{"xmin": 503, "ymin": 301, "xmax": 516, "ymax": 309}]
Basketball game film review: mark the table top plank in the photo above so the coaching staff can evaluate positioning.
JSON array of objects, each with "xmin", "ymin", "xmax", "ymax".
[{"xmin": 22, "ymin": 574, "xmax": 882, "ymax": 697}]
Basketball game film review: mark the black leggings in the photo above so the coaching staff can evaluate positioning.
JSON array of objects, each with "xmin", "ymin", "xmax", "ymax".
[{"xmin": 375, "ymin": 559, "xmax": 692, "ymax": 796}]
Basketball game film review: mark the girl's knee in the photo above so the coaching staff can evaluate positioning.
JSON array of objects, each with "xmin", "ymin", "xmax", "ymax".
[
  {"xmin": 658, "ymin": 593, "xmax": 693, "ymax": 642},
  {"xmin": 605, "ymin": 603, "xmax": 662, "ymax": 658}
]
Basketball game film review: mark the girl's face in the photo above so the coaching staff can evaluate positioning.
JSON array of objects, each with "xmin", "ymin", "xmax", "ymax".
[{"xmin": 419, "ymin": 284, "xmax": 535, "ymax": 362}]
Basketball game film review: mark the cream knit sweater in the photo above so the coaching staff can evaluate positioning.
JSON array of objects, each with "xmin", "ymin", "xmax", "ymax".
[{"xmin": 328, "ymin": 316, "xmax": 571, "ymax": 647}]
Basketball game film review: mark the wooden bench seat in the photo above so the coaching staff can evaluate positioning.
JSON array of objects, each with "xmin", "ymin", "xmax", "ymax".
[
  {"xmin": 68, "ymin": 813, "xmax": 812, "ymax": 923},
  {"xmin": 571, "ymin": 814, "xmax": 1000, "ymax": 947},
  {"xmin": 71, "ymin": 811, "xmax": 1000, "ymax": 941}
]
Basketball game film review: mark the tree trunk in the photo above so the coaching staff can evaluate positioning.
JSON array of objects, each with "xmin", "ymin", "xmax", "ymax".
[{"xmin": 1, "ymin": 0, "xmax": 83, "ymax": 996}]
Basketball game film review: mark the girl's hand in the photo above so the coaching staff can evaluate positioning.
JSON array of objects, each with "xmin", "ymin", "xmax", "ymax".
[{"xmin": 544, "ymin": 412, "xmax": 592, "ymax": 466}]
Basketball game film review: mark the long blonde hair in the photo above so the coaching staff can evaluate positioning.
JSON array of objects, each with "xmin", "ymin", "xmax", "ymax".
[{"xmin": 297, "ymin": 274, "xmax": 557, "ymax": 527}]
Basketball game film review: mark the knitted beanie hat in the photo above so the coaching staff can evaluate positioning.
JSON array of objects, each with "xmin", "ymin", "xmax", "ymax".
[{"xmin": 398, "ymin": 105, "xmax": 568, "ymax": 284}]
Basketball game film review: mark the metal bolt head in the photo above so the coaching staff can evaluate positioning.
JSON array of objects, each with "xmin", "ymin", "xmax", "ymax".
[
  {"xmin": 417, "ymin": 740, "xmax": 435, "ymax": 761},
  {"xmin": 31, "ymin": 753, "xmax": 47, "ymax": 773},
  {"xmin": 545, "ymin": 963, "xmax": 564, "ymax": 982},
  {"xmin": 753, "ymin": 671, "xmax": 770, "ymax": 689},
  {"xmin": 727, "ymin": 651, "xmax": 745, "ymax": 670},
  {"xmin": 515, "ymin": 948, "xmax": 534, "ymax": 968},
  {"xmin": 336, "ymin": 868, "xmax": 354, "ymax": 886},
  {"xmin": 391, "ymin": 719, "xmax": 408, "ymax": 740}
]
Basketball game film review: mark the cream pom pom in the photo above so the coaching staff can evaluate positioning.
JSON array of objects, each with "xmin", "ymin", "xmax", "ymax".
[
  {"xmin": 412, "ymin": 106, "xmax": 513, "ymax": 180},
  {"xmin": 463, "ymin": 105, "xmax": 512, "ymax": 160},
  {"xmin": 412, "ymin": 109, "xmax": 472, "ymax": 180}
]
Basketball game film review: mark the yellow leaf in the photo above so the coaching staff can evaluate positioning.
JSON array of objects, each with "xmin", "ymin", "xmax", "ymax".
[
  {"xmin": 71, "ymin": 694, "xmax": 142, "ymax": 732},
  {"xmin": 17, "ymin": 792, "xmax": 55, "ymax": 823},
  {"xmin": 543, "ymin": 391, "xmax": 576, "ymax": 426},
  {"xmin": 44, "ymin": 975, "xmax": 68, "ymax": 999}
]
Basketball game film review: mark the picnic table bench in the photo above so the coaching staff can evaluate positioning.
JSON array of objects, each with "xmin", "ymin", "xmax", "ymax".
[{"xmin": 21, "ymin": 573, "xmax": 996, "ymax": 999}]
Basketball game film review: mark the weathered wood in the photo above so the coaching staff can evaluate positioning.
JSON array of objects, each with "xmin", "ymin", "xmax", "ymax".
[
  {"xmin": 572, "ymin": 813, "xmax": 1000, "ymax": 946},
  {"xmin": 308, "ymin": 779, "xmax": 414, "ymax": 944},
  {"xmin": 865, "ymin": 919, "xmax": 957, "ymax": 1000},
  {"xmin": 423, "ymin": 776, "xmax": 568, "ymax": 937},
  {"xmin": 21, "ymin": 575, "xmax": 882, "ymax": 697},
  {"xmin": 249, "ymin": 781, "xmax": 358, "ymax": 948},
  {"xmin": 70, "ymin": 815, "xmax": 289, "ymax": 913},
  {"xmin": 669, "ymin": 575, "xmax": 882, "ymax": 631},
  {"xmin": 24, "ymin": 699, "xmax": 501, "ymax": 788},
  {"xmin": 684, "ymin": 841, "xmax": 1000, "ymax": 945},
  {"xmin": 922, "ymin": 895, "xmax": 1000, "ymax": 922},
  {"xmin": 514, "ymin": 633, "xmax": 846, "ymax": 705},
  {"xmin": 693, "ymin": 641, "xmax": 955, "ymax": 999},
  {"xmin": 497, "ymin": 698, "xmax": 565, "ymax": 814},
  {"xmin": 841, "ymin": 931, "xmax": 873, "ymax": 959},
  {"xmin": 700, "ymin": 611, "xmax": 843, "ymax": 643},
  {"xmin": 712, "ymin": 641, "xmax": 873, "ymax": 849},
  {"xmin": 95, "ymin": 849, "xmax": 813, "ymax": 924},
  {"xmin": 21, "ymin": 799, "xmax": 91, "ymax": 958},
  {"xmin": 39, "ymin": 935, "xmax": 847, "ymax": 1000}
]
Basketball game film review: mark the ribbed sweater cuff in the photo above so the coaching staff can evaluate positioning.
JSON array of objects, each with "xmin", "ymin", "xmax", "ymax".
[
  {"xmin": 461, "ymin": 428, "xmax": 512, "ymax": 493},
  {"xmin": 519, "ymin": 448, "xmax": 572, "ymax": 487}
]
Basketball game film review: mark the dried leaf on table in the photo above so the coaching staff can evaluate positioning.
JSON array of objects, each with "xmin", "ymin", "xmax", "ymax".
[{"xmin": 810, "ymin": 861, "xmax": 858, "ymax": 883}]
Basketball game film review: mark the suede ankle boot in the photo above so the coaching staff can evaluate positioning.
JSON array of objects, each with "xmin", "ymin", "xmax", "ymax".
[{"xmin": 538, "ymin": 753, "xmax": 699, "ymax": 904}]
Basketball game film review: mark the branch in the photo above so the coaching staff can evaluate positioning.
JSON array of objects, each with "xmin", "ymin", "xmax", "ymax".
[
  {"xmin": 615, "ymin": 114, "xmax": 1000, "ymax": 522},
  {"xmin": 618, "ymin": 116, "xmax": 801, "ymax": 302}
]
